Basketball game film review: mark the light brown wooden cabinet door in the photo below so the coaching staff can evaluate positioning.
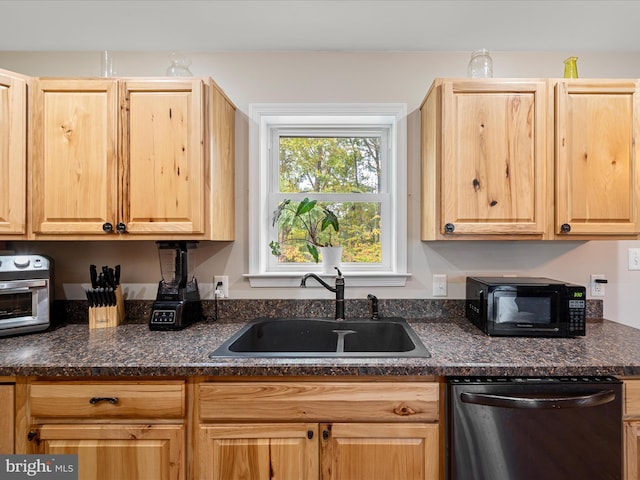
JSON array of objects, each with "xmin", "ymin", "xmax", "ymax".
[
  {"xmin": 31, "ymin": 424, "xmax": 184, "ymax": 480},
  {"xmin": 121, "ymin": 79, "xmax": 205, "ymax": 235},
  {"xmin": 0, "ymin": 70, "xmax": 27, "ymax": 236},
  {"xmin": 624, "ymin": 379, "xmax": 640, "ymax": 479},
  {"xmin": 0, "ymin": 384, "xmax": 14, "ymax": 453},
  {"xmin": 554, "ymin": 80, "xmax": 640, "ymax": 237},
  {"xmin": 321, "ymin": 423, "xmax": 438, "ymax": 480},
  {"xmin": 626, "ymin": 421, "xmax": 640, "ymax": 480},
  {"xmin": 422, "ymin": 79, "xmax": 548, "ymax": 239},
  {"xmin": 198, "ymin": 423, "xmax": 319, "ymax": 480},
  {"xmin": 197, "ymin": 422, "xmax": 438, "ymax": 480},
  {"xmin": 31, "ymin": 78, "xmax": 119, "ymax": 235},
  {"xmin": 31, "ymin": 78, "xmax": 207, "ymax": 238}
]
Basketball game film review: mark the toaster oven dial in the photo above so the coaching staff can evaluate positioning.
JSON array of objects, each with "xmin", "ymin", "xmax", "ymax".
[{"xmin": 13, "ymin": 256, "xmax": 30, "ymax": 268}]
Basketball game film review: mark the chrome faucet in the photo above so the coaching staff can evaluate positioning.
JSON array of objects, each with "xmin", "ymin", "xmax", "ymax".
[{"xmin": 300, "ymin": 267, "xmax": 345, "ymax": 320}]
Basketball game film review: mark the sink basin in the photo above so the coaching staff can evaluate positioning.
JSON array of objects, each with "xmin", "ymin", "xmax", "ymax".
[{"xmin": 210, "ymin": 317, "xmax": 430, "ymax": 358}]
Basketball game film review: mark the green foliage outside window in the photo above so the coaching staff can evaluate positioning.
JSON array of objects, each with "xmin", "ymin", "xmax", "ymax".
[{"xmin": 272, "ymin": 136, "xmax": 382, "ymax": 264}]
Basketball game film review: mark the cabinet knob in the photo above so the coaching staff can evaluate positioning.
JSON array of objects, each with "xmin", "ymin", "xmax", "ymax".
[
  {"xmin": 102, "ymin": 222, "xmax": 113, "ymax": 233},
  {"xmin": 27, "ymin": 431, "xmax": 38, "ymax": 442},
  {"xmin": 444, "ymin": 223, "xmax": 455, "ymax": 233},
  {"xmin": 116, "ymin": 222, "xmax": 127, "ymax": 234},
  {"xmin": 307, "ymin": 430, "xmax": 314, "ymax": 440},
  {"xmin": 322, "ymin": 429, "xmax": 329, "ymax": 440},
  {"xmin": 560, "ymin": 223, "xmax": 571, "ymax": 233}
]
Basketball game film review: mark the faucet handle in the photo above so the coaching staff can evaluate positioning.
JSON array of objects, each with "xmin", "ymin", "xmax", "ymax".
[
  {"xmin": 367, "ymin": 294, "xmax": 379, "ymax": 320},
  {"xmin": 335, "ymin": 267, "xmax": 343, "ymax": 278}
]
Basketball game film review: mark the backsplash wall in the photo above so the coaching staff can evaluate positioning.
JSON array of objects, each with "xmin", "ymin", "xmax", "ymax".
[{"xmin": 1, "ymin": 50, "xmax": 639, "ymax": 328}]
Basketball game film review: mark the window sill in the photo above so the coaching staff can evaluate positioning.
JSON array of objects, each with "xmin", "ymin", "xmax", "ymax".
[{"xmin": 244, "ymin": 272, "xmax": 411, "ymax": 287}]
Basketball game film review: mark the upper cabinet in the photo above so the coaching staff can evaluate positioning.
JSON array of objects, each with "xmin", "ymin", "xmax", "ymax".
[
  {"xmin": 121, "ymin": 79, "xmax": 206, "ymax": 236},
  {"xmin": 31, "ymin": 78, "xmax": 119, "ymax": 237},
  {"xmin": 554, "ymin": 79, "xmax": 640, "ymax": 238},
  {"xmin": 208, "ymin": 80, "xmax": 236, "ymax": 241},
  {"xmin": 0, "ymin": 69, "xmax": 28, "ymax": 236},
  {"xmin": 422, "ymin": 78, "xmax": 640, "ymax": 240},
  {"xmin": 29, "ymin": 76, "xmax": 235, "ymax": 240},
  {"xmin": 421, "ymin": 79, "xmax": 549, "ymax": 240}
]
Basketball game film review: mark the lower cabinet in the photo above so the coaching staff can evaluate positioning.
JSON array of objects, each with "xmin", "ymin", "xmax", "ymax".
[
  {"xmin": 32, "ymin": 424, "xmax": 184, "ymax": 479},
  {"xmin": 199, "ymin": 423, "xmax": 319, "ymax": 479},
  {"xmin": 17, "ymin": 377, "xmax": 439, "ymax": 480},
  {"xmin": 196, "ymin": 380, "xmax": 440, "ymax": 480},
  {"xmin": 322, "ymin": 422, "xmax": 438, "ymax": 480},
  {"xmin": 199, "ymin": 422, "xmax": 438, "ymax": 480},
  {"xmin": 0, "ymin": 382, "xmax": 15, "ymax": 453},
  {"xmin": 626, "ymin": 422, "xmax": 640, "ymax": 480},
  {"xmin": 24, "ymin": 380, "xmax": 186, "ymax": 480},
  {"xmin": 625, "ymin": 379, "xmax": 640, "ymax": 479}
]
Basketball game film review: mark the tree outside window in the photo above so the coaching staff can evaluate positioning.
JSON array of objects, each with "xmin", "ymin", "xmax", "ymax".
[{"xmin": 275, "ymin": 136, "xmax": 382, "ymax": 265}]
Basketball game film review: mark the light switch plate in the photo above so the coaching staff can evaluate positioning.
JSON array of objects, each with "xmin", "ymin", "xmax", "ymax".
[{"xmin": 629, "ymin": 248, "xmax": 640, "ymax": 271}]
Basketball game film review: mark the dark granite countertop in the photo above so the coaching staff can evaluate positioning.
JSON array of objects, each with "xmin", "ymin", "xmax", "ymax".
[{"xmin": 1, "ymin": 316, "xmax": 640, "ymax": 378}]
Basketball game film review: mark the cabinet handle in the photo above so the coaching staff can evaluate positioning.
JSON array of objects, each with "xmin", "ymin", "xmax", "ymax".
[
  {"xmin": 560, "ymin": 223, "xmax": 571, "ymax": 233},
  {"xmin": 322, "ymin": 429, "xmax": 329, "ymax": 440},
  {"xmin": 444, "ymin": 223, "xmax": 455, "ymax": 233},
  {"xmin": 116, "ymin": 222, "xmax": 127, "ymax": 234},
  {"xmin": 89, "ymin": 396, "xmax": 119, "ymax": 405},
  {"xmin": 102, "ymin": 222, "xmax": 113, "ymax": 233},
  {"xmin": 307, "ymin": 430, "xmax": 314, "ymax": 440}
]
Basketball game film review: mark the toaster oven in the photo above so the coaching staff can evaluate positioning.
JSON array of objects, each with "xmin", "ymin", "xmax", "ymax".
[{"xmin": 0, "ymin": 254, "xmax": 53, "ymax": 337}]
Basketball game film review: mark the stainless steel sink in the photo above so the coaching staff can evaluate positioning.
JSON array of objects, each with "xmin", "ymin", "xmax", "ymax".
[{"xmin": 210, "ymin": 317, "xmax": 430, "ymax": 358}]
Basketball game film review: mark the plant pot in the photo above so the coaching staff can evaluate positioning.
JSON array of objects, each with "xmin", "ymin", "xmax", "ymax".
[{"xmin": 320, "ymin": 246, "xmax": 342, "ymax": 274}]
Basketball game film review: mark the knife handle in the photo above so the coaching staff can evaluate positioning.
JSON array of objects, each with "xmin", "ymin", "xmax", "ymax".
[{"xmin": 90, "ymin": 265, "xmax": 98, "ymax": 289}]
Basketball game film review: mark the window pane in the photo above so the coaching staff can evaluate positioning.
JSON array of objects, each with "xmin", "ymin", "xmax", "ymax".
[
  {"xmin": 274, "ymin": 200, "xmax": 382, "ymax": 264},
  {"xmin": 279, "ymin": 137, "xmax": 381, "ymax": 194}
]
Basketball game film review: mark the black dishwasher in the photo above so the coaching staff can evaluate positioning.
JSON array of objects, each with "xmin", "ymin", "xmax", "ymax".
[{"xmin": 447, "ymin": 376, "xmax": 622, "ymax": 480}]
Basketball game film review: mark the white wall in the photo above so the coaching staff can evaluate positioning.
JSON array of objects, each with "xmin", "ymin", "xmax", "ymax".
[{"xmin": 1, "ymin": 50, "xmax": 639, "ymax": 328}]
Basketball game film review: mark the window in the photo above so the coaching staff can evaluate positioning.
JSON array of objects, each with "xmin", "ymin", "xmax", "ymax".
[{"xmin": 247, "ymin": 104, "xmax": 408, "ymax": 287}]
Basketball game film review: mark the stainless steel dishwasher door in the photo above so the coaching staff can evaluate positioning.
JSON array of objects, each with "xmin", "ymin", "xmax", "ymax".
[{"xmin": 447, "ymin": 377, "xmax": 622, "ymax": 480}]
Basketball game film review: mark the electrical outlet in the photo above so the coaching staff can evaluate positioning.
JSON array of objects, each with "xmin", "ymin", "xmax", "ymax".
[
  {"xmin": 214, "ymin": 275, "xmax": 229, "ymax": 298},
  {"xmin": 590, "ymin": 274, "xmax": 606, "ymax": 297},
  {"xmin": 629, "ymin": 248, "xmax": 640, "ymax": 271},
  {"xmin": 433, "ymin": 274, "xmax": 447, "ymax": 297}
]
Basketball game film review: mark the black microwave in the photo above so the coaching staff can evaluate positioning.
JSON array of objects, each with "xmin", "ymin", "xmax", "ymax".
[{"xmin": 465, "ymin": 277, "xmax": 586, "ymax": 337}]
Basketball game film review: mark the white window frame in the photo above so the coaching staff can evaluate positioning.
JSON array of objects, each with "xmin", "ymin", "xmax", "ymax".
[{"xmin": 246, "ymin": 103, "xmax": 409, "ymax": 287}]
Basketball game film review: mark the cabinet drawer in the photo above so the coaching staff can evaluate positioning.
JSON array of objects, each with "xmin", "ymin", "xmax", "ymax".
[
  {"xmin": 199, "ymin": 381, "xmax": 439, "ymax": 422},
  {"xmin": 625, "ymin": 380, "xmax": 640, "ymax": 417},
  {"xmin": 29, "ymin": 381, "xmax": 185, "ymax": 419}
]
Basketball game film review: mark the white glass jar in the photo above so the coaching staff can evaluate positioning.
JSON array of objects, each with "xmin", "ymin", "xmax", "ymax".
[
  {"xmin": 166, "ymin": 53, "xmax": 193, "ymax": 77},
  {"xmin": 467, "ymin": 49, "xmax": 493, "ymax": 78}
]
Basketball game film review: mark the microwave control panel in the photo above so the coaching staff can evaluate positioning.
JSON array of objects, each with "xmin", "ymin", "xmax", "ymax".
[{"xmin": 567, "ymin": 286, "xmax": 586, "ymax": 333}]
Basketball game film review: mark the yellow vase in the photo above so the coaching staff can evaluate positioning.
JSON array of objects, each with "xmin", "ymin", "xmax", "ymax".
[{"xmin": 563, "ymin": 56, "xmax": 578, "ymax": 78}]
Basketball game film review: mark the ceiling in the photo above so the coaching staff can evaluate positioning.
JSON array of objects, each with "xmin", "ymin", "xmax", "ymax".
[{"xmin": 2, "ymin": 0, "xmax": 640, "ymax": 53}]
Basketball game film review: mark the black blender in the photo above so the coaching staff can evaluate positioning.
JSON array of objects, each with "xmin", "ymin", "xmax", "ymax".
[{"xmin": 149, "ymin": 241, "xmax": 202, "ymax": 330}]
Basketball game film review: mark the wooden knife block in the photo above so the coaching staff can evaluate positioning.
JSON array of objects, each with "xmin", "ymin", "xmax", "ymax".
[{"xmin": 88, "ymin": 286, "xmax": 125, "ymax": 329}]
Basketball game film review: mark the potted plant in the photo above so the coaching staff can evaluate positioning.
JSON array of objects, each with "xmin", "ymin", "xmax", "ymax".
[{"xmin": 270, "ymin": 197, "xmax": 340, "ymax": 265}]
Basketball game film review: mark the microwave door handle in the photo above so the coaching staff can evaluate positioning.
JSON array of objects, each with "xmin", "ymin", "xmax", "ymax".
[{"xmin": 460, "ymin": 389, "xmax": 616, "ymax": 409}]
